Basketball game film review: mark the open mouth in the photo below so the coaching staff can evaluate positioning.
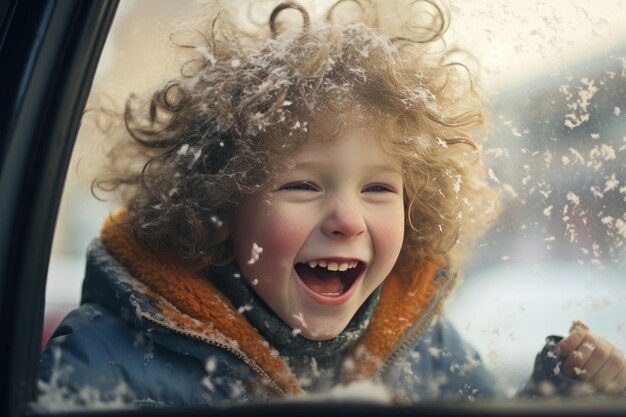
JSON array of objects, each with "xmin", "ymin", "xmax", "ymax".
[{"xmin": 294, "ymin": 259, "xmax": 365, "ymax": 298}]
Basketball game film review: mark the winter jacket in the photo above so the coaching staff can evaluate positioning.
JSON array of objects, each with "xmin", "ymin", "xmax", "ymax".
[{"xmin": 37, "ymin": 215, "xmax": 578, "ymax": 409}]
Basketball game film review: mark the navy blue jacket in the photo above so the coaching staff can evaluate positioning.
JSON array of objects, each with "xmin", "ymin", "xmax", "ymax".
[{"xmin": 38, "ymin": 234, "xmax": 577, "ymax": 409}]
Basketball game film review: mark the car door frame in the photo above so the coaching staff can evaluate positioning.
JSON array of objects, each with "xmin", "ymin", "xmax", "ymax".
[{"xmin": 0, "ymin": 1, "xmax": 118, "ymax": 415}]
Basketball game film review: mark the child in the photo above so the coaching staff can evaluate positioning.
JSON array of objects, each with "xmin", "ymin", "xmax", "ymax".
[{"xmin": 38, "ymin": 0, "xmax": 625, "ymax": 409}]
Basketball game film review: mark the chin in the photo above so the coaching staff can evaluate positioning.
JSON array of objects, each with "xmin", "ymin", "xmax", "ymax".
[
  {"xmin": 300, "ymin": 332, "xmax": 336, "ymax": 341},
  {"xmin": 296, "ymin": 321, "xmax": 348, "ymax": 341}
]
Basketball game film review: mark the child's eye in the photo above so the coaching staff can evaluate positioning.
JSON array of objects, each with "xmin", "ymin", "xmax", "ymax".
[
  {"xmin": 362, "ymin": 184, "xmax": 394, "ymax": 193},
  {"xmin": 278, "ymin": 181, "xmax": 319, "ymax": 191}
]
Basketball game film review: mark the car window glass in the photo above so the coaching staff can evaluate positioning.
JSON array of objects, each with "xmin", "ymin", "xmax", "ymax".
[
  {"xmin": 41, "ymin": 0, "xmax": 626, "ymax": 411},
  {"xmin": 444, "ymin": 1, "xmax": 626, "ymax": 396},
  {"xmin": 43, "ymin": 0, "xmax": 186, "ymax": 353}
]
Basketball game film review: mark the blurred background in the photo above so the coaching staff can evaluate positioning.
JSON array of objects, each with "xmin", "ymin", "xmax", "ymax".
[
  {"xmin": 446, "ymin": 0, "xmax": 626, "ymax": 395},
  {"xmin": 45, "ymin": 0, "xmax": 626, "ymax": 397}
]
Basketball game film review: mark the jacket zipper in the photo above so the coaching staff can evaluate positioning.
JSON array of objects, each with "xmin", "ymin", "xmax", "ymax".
[
  {"xmin": 141, "ymin": 314, "xmax": 288, "ymax": 398},
  {"xmin": 378, "ymin": 274, "xmax": 456, "ymax": 376}
]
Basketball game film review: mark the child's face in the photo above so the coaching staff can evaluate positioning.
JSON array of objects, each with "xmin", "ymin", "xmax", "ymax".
[{"xmin": 231, "ymin": 123, "xmax": 405, "ymax": 340}]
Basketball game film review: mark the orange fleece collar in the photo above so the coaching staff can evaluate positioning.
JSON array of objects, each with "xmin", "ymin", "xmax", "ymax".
[{"xmin": 99, "ymin": 212, "xmax": 446, "ymax": 397}]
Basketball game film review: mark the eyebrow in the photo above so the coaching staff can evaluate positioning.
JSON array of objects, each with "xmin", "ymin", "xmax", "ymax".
[{"xmin": 292, "ymin": 161, "xmax": 402, "ymax": 174}]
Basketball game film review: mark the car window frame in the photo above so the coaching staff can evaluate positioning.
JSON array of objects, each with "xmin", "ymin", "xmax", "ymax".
[{"xmin": 0, "ymin": 1, "xmax": 118, "ymax": 415}]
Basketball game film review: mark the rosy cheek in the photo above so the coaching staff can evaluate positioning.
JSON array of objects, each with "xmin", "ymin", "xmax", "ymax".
[
  {"xmin": 239, "ymin": 207, "xmax": 308, "ymax": 275},
  {"xmin": 260, "ymin": 210, "xmax": 309, "ymax": 261},
  {"xmin": 372, "ymin": 209, "xmax": 405, "ymax": 265}
]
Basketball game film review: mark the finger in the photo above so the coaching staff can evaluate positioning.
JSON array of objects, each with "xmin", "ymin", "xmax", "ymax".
[
  {"xmin": 604, "ymin": 365, "xmax": 626, "ymax": 395},
  {"xmin": 562, "ymin": 334, "xmax": 600, "ymax": 378},
  {"xmin": 569, "ymin": 320, "xmax": 590, "ymax": 334},
  {"xmin": 558, "ymin": 323, "xmax": 589, "ymax": 356},
  {"xmin": 578, "ymin": 337, "xmax": 613, "ymax": 381},
  {"xmin": 590, "ymin": 345, "xmax": 624, "ymax": 389}
]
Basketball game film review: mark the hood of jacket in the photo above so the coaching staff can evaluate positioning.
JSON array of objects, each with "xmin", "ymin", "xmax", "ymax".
[{"xmin": 95, "ymin": 210, "xmax": 453, "ymax": 398}]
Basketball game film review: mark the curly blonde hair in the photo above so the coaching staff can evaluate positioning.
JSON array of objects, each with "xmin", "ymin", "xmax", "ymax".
[{"xmin": 94, "ymin": 0, "xmax": 499, "ymax": 274}]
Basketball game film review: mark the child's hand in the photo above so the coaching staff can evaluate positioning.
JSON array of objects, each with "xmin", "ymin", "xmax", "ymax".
[{"xmin": 558, "ymin": 321, "xmax": 626, "ymax": 395}]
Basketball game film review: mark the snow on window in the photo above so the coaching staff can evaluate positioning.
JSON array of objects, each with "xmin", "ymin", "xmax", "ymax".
[
  {"xmin": 246, "ymin": 242, "xmax": 263, "ymax": 264},
  {"xmin": 445, "ymin": 1, "xmax": 626, "ymax": 398},
  {"xmin": 41, "ymin": 0, "xmax": 626, "ymax": 410}
]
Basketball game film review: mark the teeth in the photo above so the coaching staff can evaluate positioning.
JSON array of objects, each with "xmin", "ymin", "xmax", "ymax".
[{"xmin": 304, "ymin": 260, "xmax": 360, "ymax": 271}]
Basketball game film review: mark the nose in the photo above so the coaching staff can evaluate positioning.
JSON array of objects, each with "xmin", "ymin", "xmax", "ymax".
[{"xmin": 321, "ymin": 198, "xmax": 366, "ymax": 238}]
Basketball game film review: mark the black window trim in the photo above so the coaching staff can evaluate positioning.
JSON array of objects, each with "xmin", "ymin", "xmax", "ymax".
[{"xmin": 0, "ymin": 1, "xmax": 118, "ymax": 415}]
